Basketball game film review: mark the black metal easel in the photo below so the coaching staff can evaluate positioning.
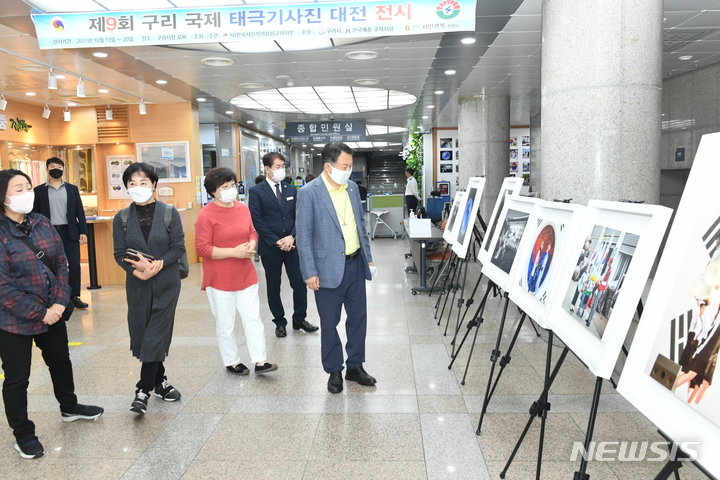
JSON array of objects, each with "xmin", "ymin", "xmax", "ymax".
[
  {"xmin": 433, "ymin": 251, "xmax": 458, "ymax": 321},
  {"xmin": 651, "ymin": 430, "xmax": 717, "ymax": 480}
]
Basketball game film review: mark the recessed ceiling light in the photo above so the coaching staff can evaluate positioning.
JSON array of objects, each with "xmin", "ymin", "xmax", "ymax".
[
  {"xmin": 679, "ymin": 55, "xmax": 693, "ymax": 60},
  {"xmin": 93, "ymin": 52, "xmax": 108, "ymax": 58},
  {"xmin": 156, "ymin": 79, "xmax": 167, "ymax": 84},
  {"xmin": 238, "ymin": 82, "xmax": 265, "ymax": 89},
  {"xmin": 461, "ymin": 37, "xmax": 476, "ymax": 44},
  {"xmin": 225, "ymin": 110, "xmax": 233, "ymax": 114},
  {"xmin": 247, "ymin": 120, "xmax": 254, "ymax": 124},
  {"xmin": 427, "ymin": 105, "xmax": 435, "ymax": 108},
  {"xmin": 197, "ymin": 98, "xmax": 206, "ymax": 102},
  {"xmin": 355, "ymin": 78, "xmax": 380, "ymax": 85},
  {"xmin": 280, "ymin": 134, "xmax": 285, "ymax": 137},
  {"xmin": 275, "ymin": 75, "xmax": 291, "ymax": 80},
  {"xmin": 17, "ymin": 64, "xmax": 47, "ymax": 72},
  {"xmin": 25, "ymin": 92, "xmax": 36, "ymax": 96},
  {"xmin": 444, "ymin": 69, "xmax": 456, "ymax": 75},
  {"xmin": 346, "ymin": 51, "xmax": 379, "ymax": 60},
  {"xmin": 55, "ymin": 74, "xmax": 66, "ymax": 79},
  {"xmin": 422, "ymin": 116, "xmax": 428, "ymax": 119},
  {"xmin": 67, "ymin": 102, "xmax": 77, "ymax": 106},
  {"xmin": 98, "ymin": 89, "xmax": 109, "ymax": 93},
  {"xmin": 202, "ymin": 57, "xmax": 236, "ymax": 66},
  {"xmin": 434, "ymin": 90, "xmax": 444, "ymax": 94}
]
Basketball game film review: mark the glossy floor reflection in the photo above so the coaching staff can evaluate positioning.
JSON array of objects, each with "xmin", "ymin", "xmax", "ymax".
[{"xmin": 0, "ymin": 238, "xmax": 706, "ymax": 479}]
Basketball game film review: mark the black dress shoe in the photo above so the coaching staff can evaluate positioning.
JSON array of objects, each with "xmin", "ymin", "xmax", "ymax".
[
  {"xmin": 71, "ymin": 297, "xmax": 88, "ymax": 309},
  {"xmin": 345, "ymin": 366, "xmax": 376, "ymax": 386},
  {"xmin": 327, "ymin": 371, "xmax": 343, "ymax": 394},
  {"xmin": 275, "ymin": 326, "xmax": 287, "ymax": 338},
  {"xmin": 293, "ymin": 320, "xmax": 319, "ymax": 332}
]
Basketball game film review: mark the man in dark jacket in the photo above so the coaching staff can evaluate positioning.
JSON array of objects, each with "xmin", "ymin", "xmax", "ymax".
[{"xmin": 32, "ymin": 158, "xmax": 88, "ymax": 309}]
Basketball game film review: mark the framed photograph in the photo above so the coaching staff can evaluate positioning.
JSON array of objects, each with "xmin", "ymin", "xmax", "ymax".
[
  {"xmin": 441, "ymin": 151, "xmax": 453, "ymax": 161},
  {"xmin": 440, "ymin": 163, "xmax": 453, "ymax": 173},
  {"xmin": 509, "ymin": 137, "xmax": 517, "ymax": 147},
  {"xmin": 451, "ymin": 177, "xmax": 487, "ymax": 259},
  {"xmin": 508, "ymin": 201, "xmax": 587, "ymax": 327},
  {"xmin": 443, "ymin": 191, "xmax": 466, "ymax": 244},
  {"xmin": 436, "ymin": 181, "xmax": 450, "ymax": 196},
  {"xmin": 481, "ymin": 196, "xmax": 537, "ymax": 292},
  {"xmin": 136, "ymin": 141, "xmax": 190, "ymax": 182},
  {"xmin": 544, "ymin": 200, "xmax": 672, "ymax": 379},
  {"xmin": 618, "ymin": 132, "xmax": 720, "ymax": 477},
  {"xmin": 440, "ymin": 138, "xmax": 453, "ymax": 149},
  {"xmin": 522, "ymin": 148, "xmax": 530, "ymax": 159},
  {"xmin": 522, "ymin": 162, "xmax": 530, "ymax": 172},
  {"xmin": 510, "ymin": 149, "xmax": 518, "ymax": 159},
  {"xmin": 522, "ymin": 136, "xmax": 530, "ymax": 146},
  {"xmin": 478, "ymin": 177, "xmax": 524, "ymax": 265},
  {"xmin": 510, "ymin": 162, "xmax": 518, "ymax": 172},
  {"xmin": 241, "ymin": 134, "xmax": 260, "ymax": 193}
]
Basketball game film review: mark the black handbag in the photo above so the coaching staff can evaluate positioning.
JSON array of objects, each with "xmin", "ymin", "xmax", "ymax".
[{"xmin": 16, "ymin": 234, "xmax": 75, "ymax": 322}]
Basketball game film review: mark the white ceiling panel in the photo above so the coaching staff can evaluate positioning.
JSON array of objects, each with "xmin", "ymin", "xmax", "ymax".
[
  {"xmin": 502, "ymin": 15, "xmax": 542, "ymax": 32},
  {"xmin": 482, "ymin": 45, "xmax": 541, "ymax": 57},
  {"xmin": 677, "ymin": 10, "xmax": 720, "ymax": 28},
  {"xmin": 664, "ymin": 0, "xmax": 720, "ymax": 12},
  {"xmin": 663, "ymin": 11, "xmax": 704, "ymax": 29},
  {"xmin": 514, "ymin": 0, "xmax": 542, "ymax": 15},
  {"xmin": 491, "ymin": 32, "xmax": 542, "ymax": 46}
]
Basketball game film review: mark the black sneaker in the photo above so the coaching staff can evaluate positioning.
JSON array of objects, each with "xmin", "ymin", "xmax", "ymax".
[
  {"xmin": 254, "ymin": 362, "xmax": 278, "ymax": 374},
  {"xmin": 130, "ymin": 390, "xmax": 149, "ymax": 414},
  {"xmin": 14, "ymin": 437, "xmax": 44, "ymax": 459},
  {"xmin": 226, "ymin": 363, "xmax": 250, "ymax": 375},
  {"xmin": 61, "ymin": 404, "xmax": 104, "ymax": 422},
  {"xmin": 154, "ymin": 378, "xmax": 181, "ymax": 402}
]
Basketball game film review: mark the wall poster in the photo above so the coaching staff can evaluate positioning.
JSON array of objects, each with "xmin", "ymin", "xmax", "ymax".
[
  {"xmin": 619, "ymin": 132, "xmax": 720, "ymax": 478},
  {"xmin": 107, "ymin": 155, "xmax": 136, "ymax": 199},
  {"xmin": 137, "ymin": 141, "xmax": 191, "ymax": 182}
]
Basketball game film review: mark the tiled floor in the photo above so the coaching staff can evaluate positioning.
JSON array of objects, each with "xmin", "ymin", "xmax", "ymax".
[{"xmin": 0, "ymin": 238, "xmax": 708, "ymax": 479}]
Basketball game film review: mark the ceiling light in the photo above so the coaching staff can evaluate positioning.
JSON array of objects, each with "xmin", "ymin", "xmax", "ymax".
[
  {"xmin": 67, "ymin": 102, "xmax": 77, "ymax": 106},
  {"xmin": 48, "ymin": 69, "xmax": 57, "ymax": 89},
  {"xmin": 346, "ymin": 51, "xmax": 379, "ymax": 60},
  {"xmin": 238, "ymin": 83, "xmax": 265, "ymax": 88},
  {"xmin": 42, "ymin": 104, "xmax": 51, "ymax": 119},
  {"xmin": 280, "ymin": 134, "xmax": 285, "ymax": 137},
  {"xmin": 17, "ymin": 64, "xmax": 47, "ymax": 72},
  {"xmin": 287, "ymin": 79, "xmax": 294, "ymax": 87},
  {"xmin": 76, "ymin": 78, "xmax": 86, "ymax": 97},
  {"xmin": 434, "ymin": 90, "xmax": 444, "ymax": 94},
  {"xmin": 679, "ymin": 55, "xmax": 693, "ymax": 60},
  {"xmin": 139, "ymin": 99, "xmax": 146, "ymax": 115},
  {"xmin": 355, "ymin": 78, "xmax": 380, "ymax": 85},
  {"xmin": 197, "ymin": 98, "xmax": 206, "ymax": 102},
  {"xmin": 63, "ymin": 109, "xmax": 71, "ymax": 122},
  {"xmin": 422, "ymin": 115, "xmax": 428, "ymax": 119},
  {"xmin": 98, "ymin": 89, "xmax": 109, "ymax": 93},
  {"xmin": 55, "ymin": 74, "xmax": 65, "ymax": 79},
  {"xmin": 247, "ymin": 120, "xmax": 254, "ymax": 124},
  {"xmin": 427, "ymin": 105, "xmax": 435, "ymax": 108},
  {"xmin": 0, "ymin": 94, "xmax": 6, "ymax": 110},
  {"xmin": 105, "ymin": 105, "xmax": 113, "ymax": 120},
  {"xmin": 275, "ymin": 75, "xmax": 290, "ymax": 79},
  {"xmin": 225, "ymin": 110, "xmax": 233, "ymax": 114},
  {"xmin": 201, "ymin": 57, "xmax": 235, "ymax": 66},
  {"xmin": 93, "ymin": 52, "xmax": 108, "ymax": 58},
  {"xmin": 156, "ymin": 79, "xmax": 167, "ymax": 84},
  {"xmin": 444, "ymin": 70, "xmax": 456, "ymax": 75},
  {"xmin": 25, "ymin": 92, "xmax": 36, "ymax": 96},
  {"xmin": 461, "ymin": 37, "xmax": 476, "ymax": 44}
]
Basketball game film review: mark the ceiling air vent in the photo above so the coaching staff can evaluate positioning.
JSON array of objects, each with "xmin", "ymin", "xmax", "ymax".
[
  {"xmin": 355, "ymin": 79, "xmax": 380, "ymax": 85},
  {"xmin": 345, "ymin": 51, "xmax": 379, "ymax": 60},
  {"xmin": 201, "ymin": 57, "xmax": 236, "ymax": 66},
  {"xmin": 238, "ymin": 83, "xmax": 264, "ymax": 88}
]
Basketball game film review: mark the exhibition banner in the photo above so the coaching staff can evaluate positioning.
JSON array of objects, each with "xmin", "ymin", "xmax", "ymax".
[{"xmin": 31, "ymin": 0, "xmax": 477, "ymax": 49}]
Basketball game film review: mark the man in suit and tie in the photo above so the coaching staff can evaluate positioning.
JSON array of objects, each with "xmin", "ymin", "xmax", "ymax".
[
  {"xmin": 32, "ymin": 157, "xmax": 89, "ymax": 309},
  {"xmin": 296, "ymin": 142, "xmax": 376, "ymax": 394},
  {"xmin": 249, "ymin": 152, "xmax": 318, "ymax": 338}
]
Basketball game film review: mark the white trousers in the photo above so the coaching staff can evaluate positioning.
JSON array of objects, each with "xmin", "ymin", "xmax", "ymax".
[{"xmin": 206, "ymin": 284, "xmax": 267, "ymax": 366}]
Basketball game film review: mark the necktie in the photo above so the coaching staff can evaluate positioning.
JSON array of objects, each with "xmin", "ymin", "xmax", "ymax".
[{"xmin": 275, "ymin": 183, "xmax": 282, "ymax": 204}]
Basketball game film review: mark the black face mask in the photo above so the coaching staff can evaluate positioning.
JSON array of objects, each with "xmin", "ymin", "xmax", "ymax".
[{"xmin": 49, "ymin": 168, "xmax": 63, "ymax": 179}]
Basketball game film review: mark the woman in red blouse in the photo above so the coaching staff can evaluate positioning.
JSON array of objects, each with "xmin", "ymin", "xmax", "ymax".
[{"xmin": 195, "ymin": 168, "xmax": 278, "ymax": 376}]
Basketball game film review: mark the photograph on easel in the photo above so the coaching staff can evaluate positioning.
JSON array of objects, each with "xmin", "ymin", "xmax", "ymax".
[
  {"xmin": 451, "ymin": 177, "xmax": 486, "ymax": 259},
  {"xmin": 618, "ymin": 132, "xmax": 720, "ymax": 478},
  {"xmin": 561, "ymin": 225, "xmax": 640, "ymax": 339},
  {"xmin": 443, "ymin": 191, "xmax": 466, "ymax": 244},
  {"xmin": 478, "ymin": 177, "xmax": 524, "ymax": 263}
]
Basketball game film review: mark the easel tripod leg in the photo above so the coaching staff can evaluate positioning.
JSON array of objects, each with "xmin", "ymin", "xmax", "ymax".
[{"xmin": 573, "ymin": 376, "xmax": 604, "ymax": 480}]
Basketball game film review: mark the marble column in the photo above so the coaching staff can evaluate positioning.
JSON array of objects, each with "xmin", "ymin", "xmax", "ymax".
[
  {"xmin": 541, "ymin": 0, "xmax": 663, "ymax": 204},
  {"xmin": 215, "ymin": 124, "xmax": 238, "ymax": 171},
  {"xmin": 458, "ymin": 94, "xmax": 510, "ymax": 221}
]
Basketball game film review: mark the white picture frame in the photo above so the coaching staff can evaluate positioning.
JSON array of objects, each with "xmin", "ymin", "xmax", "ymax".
[
  {"xmin": 478, "ymin": 177, "xmax": 524, "ymax": 266},
  {"xmin": 481, "ymin": 196, "xmax": 538, "ymax": 292},
  {"xmin": 544, "ymin": 200, "xmax": 672, "ymax": 379},
  {"xmin": 508, "ymin": 200, "xmax": 587, "ymax": 328},
  {"xmin": 451, "ymin": 177, "xmax": 486, "ymax": 259},
  {"xmin": 618, "ymin": 132, "xmax": 720, "ymax": 478},
  {"xmin": 136, "ymin": 141, "xmax": 191, "ymax": 183},
  {"xmin": 443, "ymin": 191, "xmax": 466, "ymax": 245}
]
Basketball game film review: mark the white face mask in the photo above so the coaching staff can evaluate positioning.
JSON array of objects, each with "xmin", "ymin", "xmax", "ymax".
[
  {"xmin": 217, "ymin": 188, "xmax": 237, "ymax": 204},
  {"xmin": 269, "ymin": 168, "xmax": 285, "ymax": 183},
  {"xmin": 328, "ymin": 165, "xmax": 352, "ymax": 186},
  {"xmin": 5, "ymin": 191, "xmax": 35, "ymax": 214},
  {"xmin": 127, "ymin": 186, "xmax": 154, "ymax": 204}
]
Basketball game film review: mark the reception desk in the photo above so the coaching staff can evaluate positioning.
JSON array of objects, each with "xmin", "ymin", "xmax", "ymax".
[{"xmin": 367, "ymin": 194, "xmax": 405, "ymax": 237}]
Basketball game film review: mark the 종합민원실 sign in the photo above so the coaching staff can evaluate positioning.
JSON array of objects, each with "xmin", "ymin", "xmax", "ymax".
[
  {"xmin": 31, "ymin": 0, "xmax": 477, "ymax": 50},
  {"xmin": 285, "ymin": 121, "xmax": 366, "ymax": 143}
]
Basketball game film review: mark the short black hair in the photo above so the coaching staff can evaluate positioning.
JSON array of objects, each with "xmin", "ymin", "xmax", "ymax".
[
  {"xmin": 122, "ymin": 162, "xmax": 159, "ymax": 188},
  {"xmin": 356, "ymin": 180, "xmax": 363, "ymax": 185},
  {"xmin": 305, "ymin": 173, "xmax": 315, "ymax": 182},
  {"xmin": 46, "ymin": 157, "xmax": 64, "ymax": 168},
  {"xmin": 263, "ymin": 152, "xmax": 286, "ymax": 169},
  {"xmin": 0, "ymin": 169, "xmax": 32, "ymax": 214},
  {"xmin": 204, "ymin": 167, "xmax": 237, "ymax": 197},
  {"xmin": 321, "ymin": 142, "xmax": 353, "ymax": 165},
  {"xmin": 405, "ymin": 168, "xmax": 415, "ymax": 176},
  {"xmin": 254, "ymin": 174, "xmax": 266, "ymax": 185}
]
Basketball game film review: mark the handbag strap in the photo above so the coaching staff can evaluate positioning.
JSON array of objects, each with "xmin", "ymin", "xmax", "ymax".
[{"xmin": 16, "ymin": 234, "xmax": 56, "ymax": 275}]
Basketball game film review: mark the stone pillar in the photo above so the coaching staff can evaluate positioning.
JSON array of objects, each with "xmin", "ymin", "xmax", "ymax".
[
  {"xmin": 541, "ymin": 0, "xmax": 663, "ymax": 204},
  {"xmin": 458, "ymin": 94, "xmax": 510, "ymax": 221},
  {"xmin": 214, "ymin": 124, "xmax": 238, "ymax": 171}
]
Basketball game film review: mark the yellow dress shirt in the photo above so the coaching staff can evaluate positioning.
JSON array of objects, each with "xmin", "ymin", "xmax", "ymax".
[{"xmin": 322, "ymin": 172, "xmax": 360, "ymax": 255}]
